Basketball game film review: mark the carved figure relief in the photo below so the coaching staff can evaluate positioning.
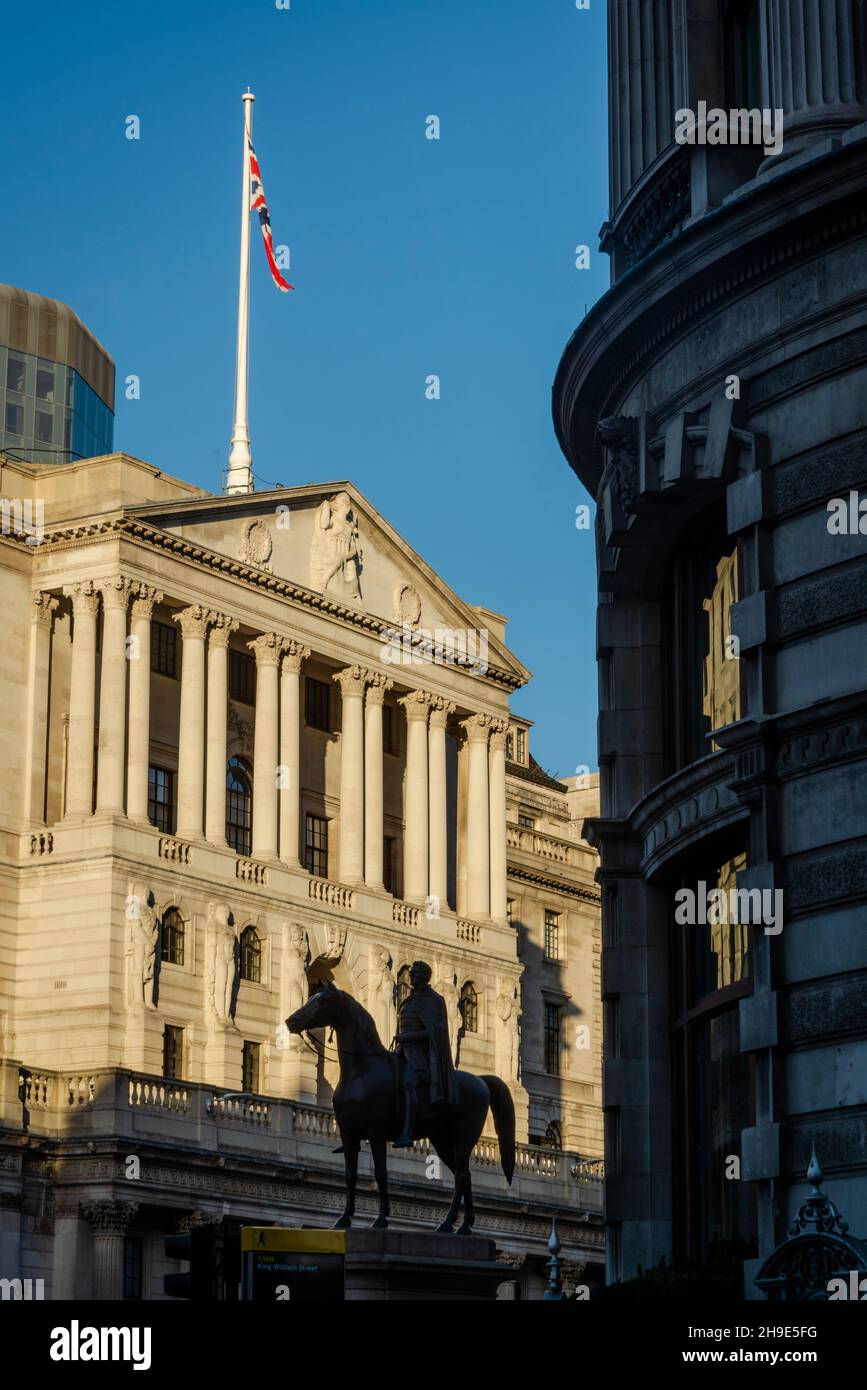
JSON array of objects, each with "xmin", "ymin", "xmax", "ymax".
[{"xmin": 310, "ymin": 491, "xmax": 362, "ymax": 600}]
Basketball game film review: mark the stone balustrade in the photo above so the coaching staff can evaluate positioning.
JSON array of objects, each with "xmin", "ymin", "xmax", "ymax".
[{"xmin": 2, "ymin": 1062, "xmax": 602, "ymax": 1213}]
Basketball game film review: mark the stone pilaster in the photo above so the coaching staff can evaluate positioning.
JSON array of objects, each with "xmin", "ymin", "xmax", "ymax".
[
  {"xmin": 126, "ymin": 586, "xmax": 163, "ymax": 824},
  {"xmin": 248, "ymin": 633, "xmax": 283, "ymax": 860},
  {"xmin": 363, "ymin": 673, "xmax": 393, "ymax": 890},
  {"xmin": 488, "ymin": 720, "xmax": 508, "ymax": 924},
  {"xmin": 334, "ymin": 666, "xmax": 371, "ymax": 884},
  {"xmin": 399, "ymin": 689, "xmax": 434, "ymax": 904},
  {"xmin": 174, "ymin": 605, "xmax": 213, "ymax": 839},
  {"xmin": 205, "ymin": 614, "xmax": 238, "ymax": 845},
  {"xmin": 24, "ymin": 592, "xmax": 58, "ymax": 825},
  {"xmin": 460, "ymin": 713, "xmax": 492, "ymax": 920},
  {"xmin": 96, "ymin": 576, "xmax": 133, "ymax": 815},
  {"xmin": 428, "ymin": 697, "xmax": 456, "ymax": 908},
  {"xmin": 279, "ymin": 641, "xmax": 310, "ymax": 867},
  {"xmin": 62, "ymin": 580, "xmax": 100, "ymax": 819}
]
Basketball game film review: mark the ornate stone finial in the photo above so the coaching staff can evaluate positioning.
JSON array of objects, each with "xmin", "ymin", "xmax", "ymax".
[
  {"xmin": 174, "ymin": 604, "xmax": 213, "ymax": 640},
  {"xmin": 208, "ymin": 613, "xmax": 239, "ymax": 648},
  {"xmin": 788, "ymin": 1145, "xmax": 850, "ymax": 1238},
  {"xmin": 247, "ymin": 632, "xmax": 283, "ymax": 666},
  {"xmin": 281, "ymin": 639, "xmax": 311, "ymax": 673},
  {"xmin": 543, "ymin": 1216, "xmax": 565, "ymax": 1301},
  {"xmin": 239, "ymin": 518, "xmax": 273, "ymax": 571},
  {"xmin": 130, "ymin": 584, "xmax": 164, "ymax": 621},
  {"xmin": 31, "ymin": 592, "xmax": 59, "ymax": 627},
  {"xmin": 365, "ymin": 672, "xmax": 394, "ymax": 705}
]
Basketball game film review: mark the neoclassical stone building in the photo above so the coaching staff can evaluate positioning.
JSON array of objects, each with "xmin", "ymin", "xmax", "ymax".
[
  {"xmin": 0, "ymin": 448, "xmax": 602, "ymax": 1299},
  {"xmin": 554, "ymin": 0, "xmax": 867, "ymax": 1295}
]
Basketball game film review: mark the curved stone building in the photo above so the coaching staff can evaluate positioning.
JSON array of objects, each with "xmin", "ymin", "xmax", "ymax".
[{"xmin": 553, "ymin": 0, "xmax": 867, "ymax": 1294}]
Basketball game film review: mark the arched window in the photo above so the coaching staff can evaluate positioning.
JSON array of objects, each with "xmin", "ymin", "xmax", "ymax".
[
  {"xmin": 239, "ymin": 926, "xmax": 261, "ymax": 983},
  {"xmin": 396, "ymin": 965, "xmax": 412, "ymax": 1010},
  {"xmin": 543, "ymin": 1120, "xmax": 562, "ymax": 1151},
  {"xmin": 161, "ymin": 908, "xmax": 184, "ymax": 967},
  {"xmin": 226, "ymin": 756, "xmax": 253, "ymax": 856},
  {"xmin": 460, "ymin": 981, "xmax": 478, "ymax": 1033}
]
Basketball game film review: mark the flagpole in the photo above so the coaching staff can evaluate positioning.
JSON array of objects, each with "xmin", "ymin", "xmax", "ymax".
[{"xmin": 226, "ymin": 89, "xmax": 255, "ymax": 495}]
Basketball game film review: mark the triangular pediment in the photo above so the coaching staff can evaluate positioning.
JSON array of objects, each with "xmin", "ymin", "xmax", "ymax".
[{"xmin": 126, "ymin": 481, "xmax": 529, "ymax": 686}]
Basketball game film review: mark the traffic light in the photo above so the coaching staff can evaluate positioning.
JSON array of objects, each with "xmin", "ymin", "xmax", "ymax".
[{"xmin": 163, "ymin": 1226, "xmax": 218, "ymax": 1300}]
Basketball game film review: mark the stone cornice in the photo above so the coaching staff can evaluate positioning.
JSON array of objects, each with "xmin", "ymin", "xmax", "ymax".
[
  {"xmin": 506, "ymin": 864, "xmax": 601, "ymax": 906},
  {"xmin": 28, "ymin": 516, "xmax": 525, "ymax": 691}
]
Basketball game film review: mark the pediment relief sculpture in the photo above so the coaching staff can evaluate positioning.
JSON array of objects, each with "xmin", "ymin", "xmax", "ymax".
[
  {"xmin": 310, "ymin": 491, "xmax": 362, "ymax": 601},
  {"xmin": 239, "ymin": 518, "xmax": 273, "ymax": 571}
]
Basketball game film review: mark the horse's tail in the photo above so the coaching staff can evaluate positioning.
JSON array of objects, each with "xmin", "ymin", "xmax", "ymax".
[{"xmin": 481, "ymin": 1075, "xmax": 516, "ymax": 1184}]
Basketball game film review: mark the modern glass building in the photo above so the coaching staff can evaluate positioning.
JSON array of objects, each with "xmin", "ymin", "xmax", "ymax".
[{"xmin": 0, "ymin": 283, "xmax": 114, "ymax": 464}]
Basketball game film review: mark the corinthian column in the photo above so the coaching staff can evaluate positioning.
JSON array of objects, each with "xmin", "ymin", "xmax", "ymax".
[
  {"xmin": 24, "ymin": 592, "xmax": 58, "ymax": 825},
  {"xmin": 364, "ymin": 673, "xmax": 393, "ymax": 890},
  {"xmin": 205, "ymin": 614, "xmax": 237, "ymax": 845},
  {"xmin": 82, "ymin": 1201, "xmax": 138, "ymax": 1300},
  {"xmin": 488, "ymin": 720, "xmax": 508, "ymax": 924},
  {"xmin": 95, "ymin": 576, "xmax": 133, "ymax": 815},
  {"xmin": 126, "ymin": 586, "xmax": 163, "ymax": 823},
  {"xmin": 428, "ymin": 697, "xmax": 455, "ymax": 909},
  {"xmin": 279, "ymin": 640, "xmax": 310, "ymax": 867},
  {"xmin": 63, "ymin": 580, "xmax": 100, "ymax": 819},
  {"xmin": 399, "ymin": 690, "xmax": 433, "ymax": 904},
  {"xmin": 249, "ymin": 632, "xmax": 283, "ymax": 861},
  {"xmin": 334, "ymin": 666, "xmax": 370, "ymax": 884},
  {"xmin": 764, "ymin": 0, "xmax": 867, "ymax": 154},
  {"xmin": 174, "ymin": 605, "xmax": 212, "ymax": 839},
  {"xmin": 460, "ymin": 713, "xmax": 492, "ymax": 920}
]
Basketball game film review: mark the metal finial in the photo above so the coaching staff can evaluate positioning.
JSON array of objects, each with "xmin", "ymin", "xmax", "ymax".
[
  {"xmin": 807, "ymin": 1143, "xmax": 822, "ymax": 1189},
  {"xmin": 543, "ymin": 1216, "xmax": 564, "ymax": 1300}
]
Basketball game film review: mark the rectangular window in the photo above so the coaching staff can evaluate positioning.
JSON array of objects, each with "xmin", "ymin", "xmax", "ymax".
[
  {"xmin": 229, "ymin": 649, "xmax": 256, "ymax": 705},
  {"xmin": 123, "ymin": 1236, "xmax": 144, "ymax": 1300},
  {"xmin": 36, "ymin": 364, "xmax": 55, "ymax": 401},
  {"xmin": 242, "ymin": 1040, "xmax": 260, "ymax": 1094},
  {"xmin": 544, "ymin": 1003, "xmax": 562, "ymax": 1077},
  {"xmin": 382, "ymin": 704, "xmax": 396, "ymax": 754},
  {"xmin": 150, "ymin": 620, "xmax": 177, "ymax": 677},
  {"xmin": 147, "ymin": 766, "xmax": 175, "ymax": 834},
  {"xmin": 36, "ymin": 409, "xmax": 53, "ymax": 444},
  {"xmin": 6, "ymin": 357, "xmax": 25, "ymax": 393},
  {"xmin": 305, "ymin": 813, "xmax": 328, "ymax": 878},
  {"xmin": 5, "ymin": 402, "xmax": 24, "ymax": 435},
  {"xmin": 305, "ymin": 677, "xmax": 331, "ymax": 731},
  {"xmin": 163, "ymin": 1025, "xmax": 183, "ymax": 1080},
  {"xmin": 516, "ymin": 728, "xmax": 526, "ymax": 764},
  {"xmin": 383, "ymin": 835, "xmax": 396, "ymax": 894},
  {"xmin": 518, "ymin": 813, "xmax": 534, "ymax": 830},
  {"xmin": 505, "ymin": 731, "xmax": 514, "ymax": 760},
  {"xmin": 544, "ymin": 910, "xmax": 561, "ymax": 961}
]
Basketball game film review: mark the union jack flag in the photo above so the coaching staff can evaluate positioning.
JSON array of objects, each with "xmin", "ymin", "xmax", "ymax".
[{"xmin": 248, "ymin": 133, "xmax": 293, "ymax": 291}]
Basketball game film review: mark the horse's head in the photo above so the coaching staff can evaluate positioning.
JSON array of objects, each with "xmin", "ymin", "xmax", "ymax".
[{"xmin": 286, "ymin": 979, "xmax": 343, "ymax": 1035}]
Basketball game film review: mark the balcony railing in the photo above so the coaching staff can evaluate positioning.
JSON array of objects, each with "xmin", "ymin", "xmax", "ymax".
[{"xmin": 4, "ymin": 1063, "xmax": 602, "ymax": 1211}]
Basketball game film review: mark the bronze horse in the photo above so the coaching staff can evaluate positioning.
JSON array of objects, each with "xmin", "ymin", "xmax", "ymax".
[{"xmin": 286, "ymin": 981, "xmax": 515, "ymax": 1232}]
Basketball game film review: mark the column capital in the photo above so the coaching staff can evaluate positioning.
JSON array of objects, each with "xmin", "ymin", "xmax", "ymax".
[
  {"xmin": 399, "ymin": 688, "xmax": 434, "ymax": 721},
  {"xmin": 365, "ymin": 672, "xmax": 394, "ymax": 706},
  {"xmin": 209, "ymin": 613, "xmax": 239, "ymax": 648},
  {"xmin": 334, "ymin": 664, "xmax": 372, "ymax": 698},
  {"xmin": 174, "ymin": 604, "xmax": 213, "ymax": 640},
  {"xmin": 31, "ymin": 591, "xmax": 59, "ymax": 627},
  {"xmin": 281, "ymin": 639, "xmax": 312, "ymax": 673},
  {"xmin": 62, "ymin": 579, "xmax": 100, "ymax": 615},
  {"xmin": 429, "ymin": 696, "xmax": 456, "ymax": 729},
  {"xmin": 81, "ymin": 1201, "xmax": 139, "ymax": 1235},
  {"xmin": 248, "ymin": 631, "xmax": 283, "ymax": 665},
  {"xmin": 489, "ymin": 718, "xmax": 509, "ymax": 751},
  {"xmin": 460, "ymin": 711, "xmax": 493, "ymax": 743},
  {"xmin": 98, "ymin": 575, "xmax": 134, "ymax": 610},
  {"xmin": 130, "ymin": 584, "xmax": 164, "ymax": 621}
]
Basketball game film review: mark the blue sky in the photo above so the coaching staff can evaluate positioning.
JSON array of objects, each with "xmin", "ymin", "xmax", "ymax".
[{"xmin": 1, "ymin": 0, "xmax": 609, "ymax": 776}]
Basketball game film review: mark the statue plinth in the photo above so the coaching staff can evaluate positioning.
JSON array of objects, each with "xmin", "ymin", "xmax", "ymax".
[{"xmin": 343, "ymin": 1229, "xmax": 503, "ymax": 1301}]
